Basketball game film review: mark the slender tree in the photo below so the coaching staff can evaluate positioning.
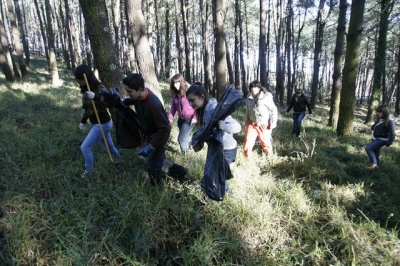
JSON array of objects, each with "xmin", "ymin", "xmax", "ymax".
[
  {"xmin": 44, "ymin": 0, "xmax": 59, "ymax": 84},
  {"xmin": 0, "ymin": 17, "xmax": 14, "ymax": 81},
  {"xmin": 7, "ymin": 0, "xmax": 29, "ymax": 81},
  {"xmin": 213, "ymin": 0, "xmax": 227, "ymax": 100},
  {"xmin": 259, "ymin": 0, "xmax": 267, "ymax": 87},
  {"xmin": 365, "ymin": 0, "xmax": 394, "ymax": 123},
  {"xmin": 200, "ymin": 0, "xmax": 212, "ymax": 93},
  {"xmin": 328, "ymin": 0, "xmax": 348, "ymax": 129},
  {"xmin": 337, "ymin": 0, "xmax": 366, "ymax": 137},
  {"xmin": 164, "ymin": 2, "xmax": 171, "ymax": 79},
  {"xmin": 180, "ymin": 0, "xmax": 191, "ymax": 82}
]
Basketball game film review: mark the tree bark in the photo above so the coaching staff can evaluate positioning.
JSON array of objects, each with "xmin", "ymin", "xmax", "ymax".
[
  {"xmin": 328, "ymin": 0, "xmax": 348, "ymax": 129},
  {"xmin": 259, "ymin": 0, "xmax": 268, "ymax": 87},
  {"xmin": 44, "ymin": 0, "xmax": 59, "ymax": 84},
  {"xmin": 213, "ymin": 0, "xmax": 227, "ymax": 100},
  {"xmin": 200, "ymin": 0, "xmax": 212, "ymax": 93},
  {"xmin": 7, "ymin": 0, "xmax": 29, "ymax": 81},
  {"xmin": 180, "ymin": 0, "xmax": 191, "ymax": 82},
  {"xmin": 0, "ymin": 18, "xmax": 14, "ymax": 82},
  {"xmin": 365, "ymin": 0, "xmax": 394, "ymax": 123},
  {"xmin": 79, "ymin": 0, "xmax": 122, "ymax": 88},
  {"xmin": 125, "ymin": 0, "xmax": 163, "ymax": 102},
  {"xmin": 337, "ymin": 0, "xmax": 366, "ymax": 137}
]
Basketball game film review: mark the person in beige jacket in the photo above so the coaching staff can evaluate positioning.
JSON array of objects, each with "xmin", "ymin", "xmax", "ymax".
[{"xmin": 244, "ymin": 80, "xmax": 278, "ymax": 157}]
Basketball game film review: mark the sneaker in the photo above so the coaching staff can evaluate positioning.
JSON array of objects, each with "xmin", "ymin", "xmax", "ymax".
[
  {"xmin": 367, "ymin": 164, "xmax": 378, "ymax": 170},
  {"xmin": 81, "ymin": 171, "xmax": 91, "ymax": 179}
]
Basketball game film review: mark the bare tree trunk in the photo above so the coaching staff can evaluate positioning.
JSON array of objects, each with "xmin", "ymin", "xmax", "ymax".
[
  {"xmin": 44, "ymin": 0, "xmax": 59, "ymax": 84},
  {"xmin": 273, "ymin": 0, "xmax": 284, "ymax": 106},
  {"xmin": 239, "ymin": 1, "xmax": 247, "ymax": 96},
  {"xmin": 200, "ymin": 0, "xmax": 212, "ymax": 93},
  {"xmin": 259, "ymin": 0, "xmax": 267, "ymax": 87},
  {"xmin": 174, "ymin": 0, "xmax": 183, "ymax": 75},
  {"xmin": 285, "ymin": 0, "xmax": 293, "ymax": 105},
  {"xmin": 164, "ymin": 2, "xmax": 171, "ymax": 79},
  {"xmin": 79, "ymin": 0, "xmax": 122, "ymax": 88},
  {"xmin": 125, "ymin": 0, "xmax": 163, "ymax": 102},
  {"xmin": 226, "ymin": 38, "xmax": 234, "ymax": 84},
  {"xmin": 328, "ymin": 0, "xmax": 348, "ymax": 129},
  {"xmin": 365, "ymin": 0, "xmax": 394, "ymax": 123},
  {"xmin": 213, "ymin": 0, "xmax": 227, "ymax": 100},
  {"xmin": 64, "ymin": 0, "xmax": 75, "ymax": 69},
  {"xmin": 33, "ymin": 0, "xmax": 49, "ymax": 62},
  {"xmin": 0, "ymin": 18, "xmax": 14, "ymax": 82},
  {"xmin": 180, "ymin": 0, "xmax": 191, "ymax": 82},
  {"xmin": 7, "ymin": 0, "xmax": 29, "ymax": 81},
  {"xmin": 337, "ymin": 0, "xmax": 366, "ymax": 137}
]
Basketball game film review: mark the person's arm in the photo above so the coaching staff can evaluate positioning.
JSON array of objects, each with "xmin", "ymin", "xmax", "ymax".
[
  {"xmin": 168, "ymin": 97, "xmax": 177, "ymax": 121},
  {"xmin": 219, "ymin": 115, "xmax": 241, "ymax": 134},
  {"xmin": 286, "ymin": 96, "xmax": 294, "ymax": 113},
  {"xmin": 305, "ymin": 97, "xmax": 312, "ymax": 114},
  {"xmin": 386, "ymin": 119, "xmax": 396, "ymax": 146},
  {"xmin": 266, "ymin": 95, "xmax": 278, "ymax": 129}
]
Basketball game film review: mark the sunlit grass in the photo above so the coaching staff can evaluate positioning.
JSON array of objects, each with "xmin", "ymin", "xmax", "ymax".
[{"xmin": 0, "ymin": 56, "xmax": 399, "ymax": 264}]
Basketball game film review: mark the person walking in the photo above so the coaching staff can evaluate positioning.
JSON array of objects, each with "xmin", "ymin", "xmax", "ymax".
[
  {"xmin": 74, "ymin": 64, "xmax": 121, "ymax": 178},
  {"xmin": 186, "ymin": 83, "xmax": 241, "ymax": 196},
  {"xmin": 285, "ymin": 89, "xmax": 312, "ymax": 138},
  {"xmin": 168, "ymin": 73, "xmax": 197, "ymax": 154},
  {"xmin": 365, "ymin": 104, "xmax": 396, "ymax": 169},
  {"xmin": 244, "ymin": 80, "xmax": 278, "ymax": 158},
  {"xmin": 122, "ymin": 73, "xmax": 171, "ymax": 185}
]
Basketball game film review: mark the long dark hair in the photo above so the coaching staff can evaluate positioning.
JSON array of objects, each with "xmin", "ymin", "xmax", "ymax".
[
  {"xmin": 170, "ymin": 73, "xmax": 188, "ymax": 97},
  {"xmin": 73, "ymin": 65, "xmax": 101, "ymax": 94},
  {"xmin": 375, "ymin": 104, "xmax": 391, "ymax": 126},
  {"xmin": 186, "ymin": 83, "xmax": 208, "ymax": 125}
]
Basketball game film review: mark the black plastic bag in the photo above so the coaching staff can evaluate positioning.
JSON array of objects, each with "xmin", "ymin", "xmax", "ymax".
[
  {"xmin": 101, "ymin": 87, "xmax": 145, "ymax": 149},
  {"xmin": 191, "ymin": 85, "xmax": 242, "ymax": 201}
]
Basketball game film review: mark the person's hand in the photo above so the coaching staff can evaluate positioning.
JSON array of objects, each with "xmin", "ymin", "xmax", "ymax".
[
  {"xmin": 86, "ymin": 91, "xmax": 95, "ymax": 99},
  {"xmin": 169, "ymin": 119, "xmax": 173, "ymax": 124},
  {"xmin": 190, "ymin": 119, "xmax": 197, "ymax": 126},
  {"xmin": 285, "ymin": 111, "xmax": 289, "ymax": 115},
  {"xmin": 218, "ymin": 120, "xmax": 226, "ymax": 131},
  {"xmin": 137, "ymin": 145, "xmax": 153, "ymax": 157},
  {"xmin": 79, "ymin": 123, "xmax": 85, "ymax": 130}
]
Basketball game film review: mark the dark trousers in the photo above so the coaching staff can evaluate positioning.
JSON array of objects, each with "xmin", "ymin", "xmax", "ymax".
[{"xmin": 293, "ymin": 112, "xmax": 306, "ymax": 136}]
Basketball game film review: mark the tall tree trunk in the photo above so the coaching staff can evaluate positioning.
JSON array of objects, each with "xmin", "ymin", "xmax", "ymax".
[
  {"xmin": 180, "ymin": 0, "xmax": 191, "ymax": 82},
  {"xmin": 125, "ymin": 0, "xmax": 163, "ymax": 102},
  {"xmin": 259, "ymin": 0, "xmax": 267, "ymax": 87},
  {"xmin": 0, "ymin": 18, "xmax": 14, "ymax": 82},
  {"xmin": 79, "ymin": 0, "xmax": 122, "ymax": 88},
  {"xmin": 365, "ymin": 0, "xmax": 394, "ymax": 123},
  {"xmin": 274, "ymin": 0, "xmax": 284, "ymax": 106},
  {"xmin": 225, "ymin": 38, "xmax": 234, "ymax": 84},
  {"xmin": 164, "ymin": 2, "xmax": 171, "ymax": 79},
  {"xmin": 239, "ymin": 1, "xmax": 247, "ymax": 96},
  {"xmin": 310, "ymin": 0, "xmax": 327, "ymax": 108},
  {"xmin": 33, "ymin": 0, "xmax": 49, "ymax": 62},
  {"xmin": 285, "ymin": 0, "xmax": 293, "ymax": 105},
  {"xmin": 64, "ymin": 0, "xmax": 75, "ymax": 69},
  {"xmin": 328, "ymin": 0, "xmax": 348, "ymax": 129},
  {"xmin": 213, "ymin": 0, "xmax": 227, "ymax": 100},
  {"xmin": 200, "ymin": 0, "xmax": 212, "ymax": 93},
  {"xmin": 174, "ymin": 0, "xmax": 183, "ymax": 75},
  {"xmin": 44, "ymin": 0, "xmax": 59, "ymax": 84},
  {"xmin": 337, "ymin": 0, "xmax": 366, "ymax": 137},
  {"xmin": 234, "ymin": 0, "xmax": 240, "ymax": 89},
  {"xmin": 7, "ymin": 0, "xmax": 29, "ymax": 81}
]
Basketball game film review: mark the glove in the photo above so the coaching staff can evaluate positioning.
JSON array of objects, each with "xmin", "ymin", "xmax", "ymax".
[
  {"xmin": 190, "ymin": 119, "xmax": 197, "ymax": 126},
  {"xmin": 218, "ymin": 120, "xmax": 226, "ymax": 131},
  {"xmin": 137, "ymin": 145, "xmax": 153, "ymax": 157},
  {"xmin": 86, "ymin": 91, "xmax": 95, "ymax": 99},
  {"xmin": 79, "ymin": 123, "xmax": 85, "ymax": 130}
]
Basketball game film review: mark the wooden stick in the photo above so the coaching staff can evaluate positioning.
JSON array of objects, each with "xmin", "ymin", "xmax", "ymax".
[{"xmin": 83, "ymin": 73, "xmax": 114, "ymax": 162}]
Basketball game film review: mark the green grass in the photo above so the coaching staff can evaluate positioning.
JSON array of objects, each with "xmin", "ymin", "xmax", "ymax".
[{"xmin": 0, "ymin": 57, "xmax": 399, "ymax": 265}]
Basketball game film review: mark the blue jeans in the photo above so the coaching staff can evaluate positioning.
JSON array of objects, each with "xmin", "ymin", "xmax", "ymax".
[
  {"xmin": 177, "ymin": 118, "xmax": 195, "ymax": 153},
  {"xmin": 365, "ymin": 139, "xmax": 386, "ymax": 166},
  {"xmin": 293, "ymin": 112, "xmax": 306, "ymax": 136},
  {"xmin": 81, "ymin": 120, "xmax": 120, "ymax": 172}
]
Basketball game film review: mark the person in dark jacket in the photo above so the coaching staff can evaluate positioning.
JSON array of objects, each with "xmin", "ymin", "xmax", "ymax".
[
  {"xmin": 365, "ymin": 104, "xmax": 396, "ymax": 169},
  {"xmin": 74, "ymin": 64, "xmax": 121, "ymax": 179},
  {"xmin": 286, "ymin": 89, "xmax": 312, "ymax": 137},
  {"xmin": 122, "ymin": 73, "xmax": 171, "ymax": 185}
]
